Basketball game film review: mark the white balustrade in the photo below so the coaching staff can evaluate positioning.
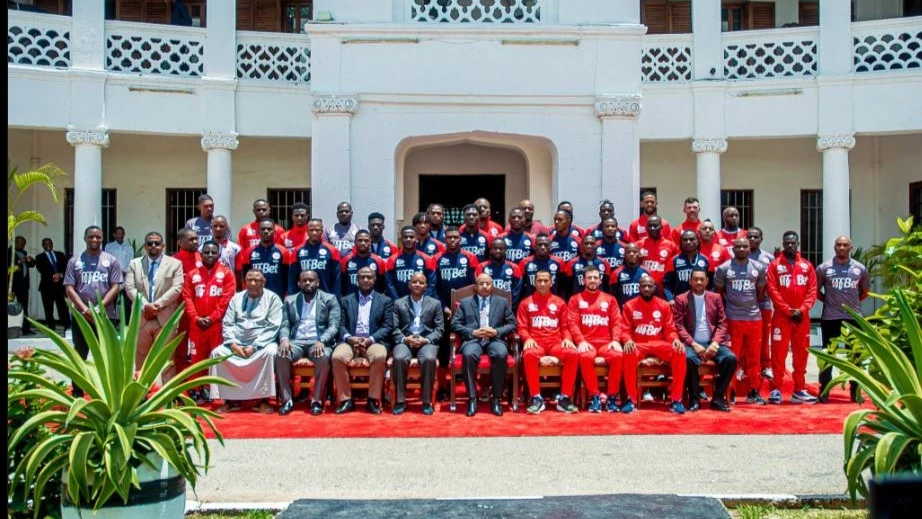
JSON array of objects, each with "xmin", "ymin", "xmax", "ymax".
[
  {"xmin": 236, "ymin": 31, "xmax": 311, "ymax": 84},
  {"xmin": 7, "ymin": 11, "xmax": 71, "ymax": 68},
  {"xmin": 642, "ymin": 34, "xmax": 693, "ymax": 83},
  {"xmin": 723, "ymin": 27, "xmax": 819, "ymax": 80},
  {"xmin": 409, "ymin": 0, "xmax": 542, "ymax": 23},
  {"xmin": 105, "ymin": 21, "xmax": 205, "ymax": 77},
  {"xmin": 852, "ymin": 17, "xmax": 922, "ymax": 73}
]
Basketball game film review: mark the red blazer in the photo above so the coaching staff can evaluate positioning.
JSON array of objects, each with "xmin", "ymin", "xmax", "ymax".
[{"xmin": 672, "ymin": 290, "xmax": 729, "ymax": 346}]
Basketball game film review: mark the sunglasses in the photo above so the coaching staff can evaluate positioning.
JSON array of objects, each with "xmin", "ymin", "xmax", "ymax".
[{"xmin": 146, "ymin": 241, "xmax": 163, "ymax": 247}]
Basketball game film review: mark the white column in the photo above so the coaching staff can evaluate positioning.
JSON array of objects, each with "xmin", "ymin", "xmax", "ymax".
[
  {"xmin": 692, "ymin": 139, "xmax": 728, "ymax": 224},
  {"xmin": 596, "ymin": 95, "xmax": 642, "ymax": 221},
  {"xmin": 819, "ymin": 0, "xmax": 853, "ymax": 75},
  {"xmin": 70, "ymin": 0, "xmax": 105, "ymax": 70},
  {"xmin": 818, "ymin": 134, "xmax": 855, "ymax": 261},
  {"xmin": 311, "ymin": 95, "xmax": 357, "ymax": 225},
  {"xmin": 692, "ymin": 0, "xmax": 722, "ymax": 80},
  {"xmin": 201, "ymin": 132, "xmax": 239, "ymax": 218},
  {"xmin": 65, "ymin": 128, "xmax": 109, "ymax": 255},
  {"xmin": 205, "ymin": 0, "xmax": 237, "ymax": 80}
]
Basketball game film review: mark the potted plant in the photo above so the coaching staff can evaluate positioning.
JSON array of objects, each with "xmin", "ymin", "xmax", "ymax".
[
  {"xmin": 7, "ymin": 160, "xmax": 66, "ymax": 337},
  {"xmin": 7, "ymin": 300, "xmax": 234, "ymax": 518}
]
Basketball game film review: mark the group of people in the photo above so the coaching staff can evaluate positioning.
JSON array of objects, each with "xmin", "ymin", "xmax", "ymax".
[{"xmin": 35, "ymin": 190, "xmax": 870, "ymax": 416}]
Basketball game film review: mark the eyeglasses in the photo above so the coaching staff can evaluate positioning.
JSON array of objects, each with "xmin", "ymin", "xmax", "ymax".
[{"xmin": 146, "ymin": 241, "xmax": 162, "ymax": 247}]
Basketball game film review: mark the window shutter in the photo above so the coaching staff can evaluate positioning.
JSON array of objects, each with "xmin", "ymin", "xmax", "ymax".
[
  {"xmin": 799, "ymin": 2, "xmax": 819, "ymax": 26},
  {"xmin": 116, "ymin": 0, "xmax": 145, "ymax": 22},
  {"xmin": 33, "ymin": 0, "xmax": 66, "ymax": 15},
  {"xmin": 642, "ymin": 0, "xmax": 669, "ymax": 35},
  {"xmin": 237, "ymin": 0, "xmax": 254, "ymax": 30},
  {"xmin": 748, "ymin": 2, "xmax": 775, "ymax": 30},
  {"xmin": 254, "ymin": 0, "xmax": 281, "ymax": 32},
  {"xmin": 670, "ymin": 1, "xmax": 692, "ymax": 33},
  {"xmin": 144, "ymin": 0, "xmax": 171, "ymax": 24}
]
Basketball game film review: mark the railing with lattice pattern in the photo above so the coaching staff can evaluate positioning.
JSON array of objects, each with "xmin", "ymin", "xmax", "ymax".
[
  {"xmin": 642, "ymin": 34, "xmax": 693, "ymax": 83},
  {"xmin": 409, "ymin": 0, "xmax": 542, "ymax": 23},
  {"xmin": 236, "ymin": 31, "xmax": 311, "ymax": 84},
  {"xmin": 723, "ymin": 27, "xmax": 818, "ymax": 80},
  {"xmin": 7, "ymin": 11, "xmax": 71, "ymax": 68},
  {"xmin": 852, "ymin": 17, "xmax": 922, "ymax": 73},
  {"xmin": 105, "ymin": 21, "xmax": 205, "ymax": 77}
]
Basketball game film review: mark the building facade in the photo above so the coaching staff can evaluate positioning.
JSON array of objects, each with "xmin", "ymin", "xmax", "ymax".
[{"xmin": 7, "ymin": 0, "xmax": 922, "ymax": 318}]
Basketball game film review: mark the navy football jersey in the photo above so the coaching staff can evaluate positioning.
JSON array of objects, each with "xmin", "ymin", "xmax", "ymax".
[
  {"xmin": 663, "ymin": 252, "xmax": 711, "ymax": 302},
  {"xmin": 340, "ymin": 251, "xmax": 387, "ymax": 296},
  {"xmin": 500, "ymin": 231, "xmax": 534, "ymax": 265},
  {"xmin": 587, "ymin": 224, "xmax": 630, "ymax": 244},
  {"xmin": 418, "ymin": 236, "xmax": 446, "ymax": 258},
  {"xmin": 519, "ymin": 255, "xmax": 565, "ymax": 298},
  {"xmin": 288, "ymin": 241, "xmax": 341, "ymax": 295},
  {"xmin": 610, "ymin": 264, "xmax": 652, "ymax": 306},
  {"xmin": 596, "ymin": 239, "xmax": 626, "ymax": 272},
  {"xmin": 434, "ymin": 250, "xmax": 479, "ymax": 308},
  {"xmin": 370, "ymin": 238, "xmax": 396, "ymax": 260},
  {"xmin": 476, "ymin": 259, "xmax": 523, "ymax": 307},
  {"xmin": 549, "ymin": 234, "xmax": 580, "ymax": 263},
  {"xmin": 240, "ymin": 243, "xmax": 290, "ymax": 297},
  {"xmin": 459, "ymin": 230, "xmax": 489, "ymax": 263},
  {"xmin": 385, "ymin": 251, "xmax": 436, "ymax": 299}
]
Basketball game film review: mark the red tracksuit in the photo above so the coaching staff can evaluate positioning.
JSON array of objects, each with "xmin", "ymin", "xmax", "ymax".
[
  {"xmin": 173, "ymin": 249, "xmax": 203, "ymax": 275},
  {"xmin": 717, "ymin": 228, "xmax": 748, "ymax": 248},
  {"xmin": 182, "ymin": 263, "xmax": 236, "ymax": 379},
  {"xmin": 237, "ymin": 221, "xmax": 286, "ymax": 250},
  {"xmin": 766, "ymin": 254, "xmax": 817, "ymax": 393},
  {"xmin": 281, "ymin": 225, "xmax": 309, "ymax": 254},
  {"xmin": 621, "ymin": 296, "xmax": 685, "ymax": 403},
  {"xmin": 171, "ymin": 248, "xmax": 204, "ymax": 375},
  {"xmin": 629, "ymin": 214, "xmax": 672, "ymax": 243},
  {"xmin": 636, "ymin": 236, "xmax": 679, "ymax": 293},
  {"xmin": 567, "ymin": 290, "xmax": 624, "ymax": 396},
  {"xmin": 517, "ymin": 292, "xmax": 578, "ymax": 398}
]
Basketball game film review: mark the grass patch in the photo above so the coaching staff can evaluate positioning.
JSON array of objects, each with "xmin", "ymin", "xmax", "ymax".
[
  {"xmin": 730, "ymin": 505, "xmax": 867, "ymax": 519},
  {"xmin": 186, "ymin": 511, "xmax": 276, "ymax": 519}
]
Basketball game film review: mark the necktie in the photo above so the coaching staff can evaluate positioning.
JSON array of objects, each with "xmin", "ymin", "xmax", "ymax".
[
  {"xmin": 48, "ymin": 252, "xmax": 57, "ymax": 270},
  {"xmin": 148, "ymin": 260, "xmax": 157, "ymax": 301},
  {"xmin": 479, "ymin": 297, "xmax": 489, "ymax": 345}
]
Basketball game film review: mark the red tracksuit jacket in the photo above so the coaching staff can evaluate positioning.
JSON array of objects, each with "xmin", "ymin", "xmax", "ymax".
[
  {"xmin": 636, "ymin": 236, "xmax": 679, "ymax": 286},
  {"xmin": 182, "ymin": 263, "xmax": 236, "ymax": 325},
  {"xmin": 173, "ymin": 249, "xmax": 203, "ymax": 275},
  {"xmin": 766, "ymin": 254, "xmax": 817, "ymax": 317},
  {"xmin": 567, "ymin": 290, "xmax": 623, "ymax": 346},
  {"xmin": 621, "ymin": 296, "xmax": 679, "ymax": 344},
  {"xmin": 517, "ymin": 292, "xmax": 571, "ymax": 347}
]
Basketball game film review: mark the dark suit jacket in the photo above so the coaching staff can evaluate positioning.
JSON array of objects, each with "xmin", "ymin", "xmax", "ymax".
[
  {"xmin": 35, "ymin": 250, "xmax": 67, "ymax": 292},
  {"xmin": 339, "ymin": 291, "xmax": 395, "ymax": 348},
  {"xmin": 392, "ymin": 295, "xmax": 444, "ymax": 346},
  {"xmin": 9, "ymin": 247, "xmax": 34, "ymax": 290},
  {"xmin": 672, "ymin": 290, "xmax": 729, "ymax": 346},
  {"xmin": 280, "ymin": 290, "xmax": 342, "ymax": 346},
  {"xmin": 450, "ymin": 294, "xmax": 516, "ymax": 343}
]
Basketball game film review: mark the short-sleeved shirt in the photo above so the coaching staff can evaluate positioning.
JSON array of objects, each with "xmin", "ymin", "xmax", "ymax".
[
  {"xmin": 186, "ymin": 216, "xmax": 213, "ymax": 245},
  {"xmin": 816, "ymin": 258, "xmax": 870, "ymax": 320},
  {"xmin": 714, "ymin": 258, "xmax": 766, "ymax": 321},
  {"xmin": 63, "ymin": 251, "xmax": 124, "ymax": 319}
]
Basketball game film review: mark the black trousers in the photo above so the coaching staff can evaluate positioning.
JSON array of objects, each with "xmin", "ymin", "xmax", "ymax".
[
  {"xmin": 13, "ymin": 284, "xmax": 32, "ymax": 333},
  {"xmin": 40, "ymin": 286, "xmax": 70, "ymax": 330},
  {"xmin": 685, "ymin": 344, "xmax": 737, "ymax": 403},
  {"xmin": 819, "ymin": 319, "xmax": 858, "ymax": 399},
  {"xmin": 460, "ymin": 339, "xmax": 509, "ymax": 400},
  {"xmin": 71, "ymin": 317, "xmax": 119, "ymax": 398}
]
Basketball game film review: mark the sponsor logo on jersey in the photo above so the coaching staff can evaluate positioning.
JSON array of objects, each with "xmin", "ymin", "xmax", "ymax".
[
  {"xmin": 208, "ymin": 285, "xmax": 223, "ymax": 297},
  {"xmin": 831, "ymin": 277, "xmax": 859, "ymax": 290},
  {"xmin": 634, "ymin": 324, "xmax": 662, "ymax": 336},
  {"xmin": 531, "ymin": 316, "xmax": 559, "ymax": 328},
  {"xmin": 440, "ymin": 268, "xmax": 469, "ymax": 281},
  {"xmin": 80, "ymin": 271, "xmax": 109, "ymax": 284},
  {"xmin": 299, "ymin": 259, "xmax": 327, "ymax": 272},
  {"xmin": 582, "ymin": 314, "xmax": 609, "ymax": 326},
  {"xmin": 255, "ymin": 263, "xmax": 279, "ymax": 274},
  {"xmin": 777, "ymin": 265, "xmax": 787, "ymax": 273},
  {"xmin": 826, "ymin": 268, "xmax": 836, "ymax": 276},
  {"xmin": 730, "ymin": 279, "xmax": 756, "ymax": 291},
  {"xmin": 494, "ymin": 279, "xmax": 512, "ymax": 291}
]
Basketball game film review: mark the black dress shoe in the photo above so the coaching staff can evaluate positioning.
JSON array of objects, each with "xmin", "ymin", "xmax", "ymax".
[
  {"xmin": 710, "ymin": 399, "xmax": 732, "ymax": 412},
  {"xmin": 422, "ymin": 403, "xmax": 434, "ymax": 415},
  {"xmin": 491, "ymin": 398, "xmax": 503, "ymax": 417},
  {"xmin": 310, "ymin": 401, "xmax": 324, "ymax": 415},
  {"xmin": 279, "ymin": 400, "xmax": 294, "ymax": 416},
  {"xmin": 466, "ymin": 400, "xmax": 478, "ymax": 417},
  {"xmin": 688, "ymin": 399, "xmax": 700, "ymax": 412},
  {"xmin": 436, "ymin": 388, "xmax": 449, "ymax": 402},
  {"xmin": 392, "ymin": 401, "xmax": 407, "ymax": 415},
  {"xmin": 335, "ymin": 400, "xmax": 354, "ymax": 414},
  {"xmin": 366, "ymin": 399, "xmax": 382, "ymax": 415}
]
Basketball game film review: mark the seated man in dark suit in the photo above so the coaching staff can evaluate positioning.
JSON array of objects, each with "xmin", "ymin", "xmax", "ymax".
[
  {"xmin": 276, "ymin": 270, "xmax": 342, "ymax": 416},
  {"xmin": 34, "ymin": 237, "xmax": 70, "ymax": 331},
  {"xmin": 451, "ymin": 273, "xmax": 516, "ymax": 417},
  {"xmin": 332, "ymin": 267, "xmax": 394, "ymax": 415},
  {"xmin": 672, "ymin": 268, "xmax": 737, "ymax": 412},
  {"xmin": 392, "ymin": 271, "xmax": 444, "ymax": 416}
]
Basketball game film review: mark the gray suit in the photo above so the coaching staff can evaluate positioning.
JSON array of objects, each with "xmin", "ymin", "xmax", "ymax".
[
  {"xmin": 392, "ymin": 295, "xmax": 444, "ymax": 405},
  {"xmin": 451, "ymin": 294, "xmax": 517, "ymax": 400},
  {"xmin": 124, "ymin": 255, "xmax": 184, "ymax": 374},
  {"xmin": 276, "ymin": 290, "xmax": 342, "ymax": 404}
]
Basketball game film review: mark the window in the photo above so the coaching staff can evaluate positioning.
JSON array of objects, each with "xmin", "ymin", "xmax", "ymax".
[
  {"xmin": 720, "ymin": 189, "xmax": 754, "ymax": 231},
  {"xmin": 800, "ymin": 190, "xmax": 823, "ymax": 266},
  {"xmin": 109, "ymin": 0, "xmax": 207, "ymax": 26},
  {"xmin": 641, "ymin": 0, "xmax": 692, "ymax": 34},
  {"xmin": 27, "ymin": 0, "xmax": 71, "ymax": 15},
  {"xmin": 799, "ymin": 1, "xmax": 819, "ymax": 26},
  {"xmin": 238, "ymin": 0, "xmax": 313, "ymax": 32},
  {"xmin": 166, "ymin": 188, "xmax": 206, "ymax": 252},
  {"xmin": 911, "ymin": 182, "xmax": 922, "ymax": 229},
  {"xmin": 639, "ymin": 187, "xmax": 658, "ymax": 216},
  {"xmin": 721, "ymin": 1, "xmax": 775, "ymax": 31},
  {"xmin": 267, "ymin": 188, "xmax": 311, "ymax": 230},
  {"xmin": 64, "ymin": 188, "xmax": 118, "ymax": 257},
  {"xmin": 282, "ymin": 1, "xmax": 313, "ymax": 33}
]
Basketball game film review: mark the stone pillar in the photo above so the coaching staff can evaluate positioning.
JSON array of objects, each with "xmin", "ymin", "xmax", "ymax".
[
  {"xmin": 817, "ymin": 134, "xmax": 855, "ymax": 261},
  {"xmin": 692, "ymin": 139, "xmax": 727, "ymax": 224},
  {"xmin": 65, "ymin": 127, "xmax": 109, "ymax": 255},
  {"xmin": 819, "ymin": 0, "xmax": 853, "ymax": 75},
  {"xmin": 204, "ymin": 0, "xmax": 237, "ymax": 80},
  {"xmin": 70, "ymin": 0, "xmax": 105, "ymax": 70},
  {"xmin": 692, "ymin": 0, "xmax": 722, "ymax": 80},
  {"xmin": 310, "ymin": 94, "xmax": 357, "ymax": 224},
  {"xmin": 596, "ymin": 95, "xmax": 643, "ymax": 222},
  {"xmin": 201, "ymin": 132, "xmax": 239, "ymax": 218}
]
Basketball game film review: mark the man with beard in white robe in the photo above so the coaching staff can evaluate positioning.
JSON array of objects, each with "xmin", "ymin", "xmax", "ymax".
[{"xmin": 211, "ymin": 269, "xmax": 283, "ymax": 413}]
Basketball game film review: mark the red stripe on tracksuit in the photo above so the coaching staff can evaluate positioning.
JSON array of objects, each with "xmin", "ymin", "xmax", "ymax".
[
  {"xmin": 621, "ymin": 296, "xmax": 685, "ymax": 403},
  {"xmin": 567, "ymin": 290, "xmax": 624, "ymax": 396},
  {"xmin": 182, "ymin": 263, "xmax": 236, "ymax": 380},
  {"xmin": 766, "ymin": 254, "xmax": 817, "ymax": 393},
  {"xmin": 517, "ymin": 293, "xmax": 577, "ymax": 398}
]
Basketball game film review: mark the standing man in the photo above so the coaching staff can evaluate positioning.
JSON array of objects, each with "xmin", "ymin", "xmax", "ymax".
[
  {"xmin": 588, "ymin": 201, "xmax": 630, "ymax": 243},
  {"xmin": 391, "ymin": 272, "xmax": 444, "ymax": 415},
  {"xmin": 332, "ymin": 267, "xmax": 394, "ymax": 415},
  {"xmin": 517, "ymin": 199, "xmax": 549, "ymax": 236},
  {"xmin": 426, "ymin": 203, "xmax": 446, "ymax": 243},
  {"xmin": 276, "ymin": 270, "xmax": 342, "ymax": 416},
  {"xmin": 237, "ymin": 199, "xmax": 285, "ymax": 249},
  {"xmin": 815, "ymin": 235, "xmax": 869, "ymax": 402},
  {"xmin": 413, "ymin": 212, "xmax": 446, "ymax": 258},
  {"xmin": 476, "ymin": 237, "xmax": 523, "ymax": 308},
  {"xmin": 714, "ymin": 238, "xmax": 768, "ymax": 405},
  {"xmin": 671, "ymin": 197, "xmax": 702, "ymax": 244},
  {"xmin": 368, "ymin": 212, "xmax": 397, "ymax": 260},
  {"xmin": 663, "ymin": 230, "xmax": 710, "ymax": 303},
  {"xmin": 518, "ymin": 270, "xmax": 579, "ymax": 414},
  {"xmin": 325, "ymin": 202, "xmax": 361, "ymax": 255},
  {"xmin": 717, "ymin": 207, "xmax": 748, "ymax": 248},
  {"xmin": 10, "ymin": 236, "xmax": 35, "ymax": 334},
  {"xmin": 451, "ymin": 273, "xmax": 516, "ymax": 416},
  {"xmin": 698, "ymin": 220, "xmax": 732, "ymax": 271},
  {"xmin": 240, "ymin": 218, "xmax": 291, "ymax": 298},
  {"xmin": 124, "ymin": 232, "xmax": 184, "ymax": 375},
  {"xmin": 548, "ymin": 210, "xmax": 581, "ymax": 264},
  {"xmin": 748, "ymin": 226, "xmax": 775, "ymax": 381},
  {"xmin": 766, "ymin": 231, "xmax": 818, "ymax": 404},
  {"xmin": 595, "ymin": 217, "xmax": 627, "ymax": 272},
  {"xmin": 473, "ymin": 198, "xmax": 504, "ymax": 238},
  {"xmin": 567, "ymin": 266, "xmax": 625, "ymax": 413},
  {"xmin": 35, "ymin": 237, "xmax": 69, "ymax": 331},
  {"xmin": 288, "ymin": 218, "xmax": 340, "ymax": 296},
  {"xmin": 211, "ymin": 215, "xmax": 242, "ymax": 272},
  {"xmin": 635, "ymin": 215, "xmax": 679, "ymax": 296},
  {"xmin": 281, "ymin": 202, "xmax": 310, "ymax": 254},
  {"xmin": 340, "ymin": 230, "xmax": 387, "ymax": 296},
  {"xmin": 385, "ymin": 226, "xmax": 437, "ymax": 300},
  {"xmin": 673, "ymin": 269, "xmax": 736, "ymax": 412},
  {"xmin": 621, "ymin": 275, "xmax": 687, "ymax": 414},
  {"xmin": 555, "ymin": 202, "xmax": 585, "ymax": 238},
  {"xmin": 458, "ymin": 204, "xmax": 489, "ymax": 263},
  {"xmin": 630, "ymin": 192, "xmax": 672, "ymax": 242},
  {"xmin": 520, "ymin": 234, "xmax": 565, "ymax": 299},
  {"xmin": 185, "ymin": 194, "xmax": 215, "ymax": 245},
  {"xmin": 500, "ymin": 207, "xmax": 534, "ymax": 265},
  {"xmin": 64, "ymin": 226, "xmax": 123, "ymax": 397},
  {"xmin": 173, "ymin": 228, "xmax": 203, "ymax": 274},
  {"xmin": 104, "ymin": 226, "xmax": 134, "ymax": 320}
]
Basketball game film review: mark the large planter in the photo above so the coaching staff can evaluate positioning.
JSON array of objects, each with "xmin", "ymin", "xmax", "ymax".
[
  {"xmin": 61, "ymin": 455, "xmax": 186, "ymax": 519},
  {"xmin": 8, "ymin": 301, "xmax": 24, "ymax": 338}
]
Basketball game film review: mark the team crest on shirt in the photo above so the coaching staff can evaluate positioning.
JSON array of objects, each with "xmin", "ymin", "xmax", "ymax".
[
  {"xmin": 601, "ymin": 302, "xmax": 609, "ymax": 311},
  {"xmin": 383, "ymin": 246, "xmax": 391, "ymax": 255},
  {"xmin": 285, "ymin": 239, "xmax": 293, "ymax": 248},
  {"xmin": 852, "ymin": 268, "xmax": 861, "ymax": 275},
  {"xmin": 660, "ymin": 250, "xmax": 669, "ymax": 258},
  {"xmin": 549, "ymin": 264, "xmax": 558, "ymax": 272},
  {"xmin": 101, "ymin": 260, "xmax": 110, "ymax": 268},
  {"xmin": 248, "ymin": 228, "xmax": 256, "ymax": 235},
  {"xmin": 579, "ymin": 300, "xmax": 589, "ymax": 308},
  {"xmin": 799, "ymin": 262, "xmax": 808, "ymax": 269},
  {"xmin": 652, "ymin": 311, "xmax": 662, "ymax": 319},
  {"xmin": 773, "ymin": 327, "xmax": 782, "ymax": 341},
  {"xmin": 637, "ymin": 225, "xmax": 646, "ymax": 233},
  {"xmin": 192, "ymin": 274, "xmax": 202, "ymax": 283},
  {"xmin": 697, "ymin": 261, "xmax": 706, "ymax": 268},
  {"xmin": 272, "ymin": 252, "xmax": 281, "ymax": 260},
  {"xmin": 549, "ymin": 303, "xmax": 558, "ymax": 312},
  {"xmin": 752, "ymin": 270, "xmax": 759, "ymax": 277},
  {"xmin": 711, "ymin": 252, "xmax": 721, "ymax": 260},
  {"xmin": 633, "ymin": 311, "xmax": 643, "ymax": 319},
  {"xmin": 459, "ymin": 257, "xmax": 468, "ymax": 265},
  {"xmin": 505, "ymin": 268, "xmax": 513, "ymax": 276},
  {"xmin": 416, "ymin": 259, "xmax": 424, "ymax": 267},
  {"xmin": 528, "ymin": 303, "xmax": 539, "ymax": 312},
  {"xmin": 477, "ymin": 237, "xmax": 486, "ymax": 244},
  {"xmin": 216, "ymin": 272, "xmax": 225, "ymax": 280},
  {"xmin": 524, "ymin": 239, "xmax": 532, "ymax": 247},
  {"xmin": 196, "ymin": 261, "xmax": 203, "ymax": 268},
  {"xmin": 319, "ymin": 249, "xmax": 327, "ymax": 256},
  {"xmin": 369, "ymin": 263, "xmax": 377, "ymax": 271}
]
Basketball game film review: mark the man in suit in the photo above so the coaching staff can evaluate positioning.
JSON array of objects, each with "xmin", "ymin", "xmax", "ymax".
[
  {"xmin": 276, "ymin": 269, "xmax": 342, "ymax": 416},
  {"xmin": 673, "ymin": 268, "xmax": 736, "ymax": 412},
  {"xmin": 124, "ymin": 231, "xmax": 185, "ymax": 376},
  {"xmin": 10, "ymin": 236, "xmax": 35, "ymax": 334},
  {"xmin": 392, "ymin": 271, "xmax": 444, "ymax": 415},
  {"xmin": 331, "ymin": 266, "xmax": 394, "ymax": 415},
  {"xmin": 451, "ymin": 273, "xmax": 516, "ymax": 417},
  {"xmin": 34, "ymin": 237, "xmax": 69, "ymax": 331}
]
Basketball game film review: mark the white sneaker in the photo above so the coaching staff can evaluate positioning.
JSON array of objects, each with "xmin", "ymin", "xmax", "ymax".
[
  {"xmin": 761, "ymin": 368, "xmax": 774, "ymax": 380},
  {"xmin": 791, "ymin": 390, "xmax": 818, "ymax": 404},
  {"xmin": 736, "ymin": 368, "xmax": 745, "ymax": 381},
  {"xmin": 642, "ymin": 390, "xmax": 654, "ymax": 402}
]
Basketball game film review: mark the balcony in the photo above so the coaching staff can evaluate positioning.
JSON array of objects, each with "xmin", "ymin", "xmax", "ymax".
[{"xmin": 407, "ymin": 0, "xmax": 543, "ymax": 24}]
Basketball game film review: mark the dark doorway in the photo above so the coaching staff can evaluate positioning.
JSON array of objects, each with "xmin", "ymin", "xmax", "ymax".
[{"xmin": 419, "ymin": 175, "xmax": 506, "ymax": 227}]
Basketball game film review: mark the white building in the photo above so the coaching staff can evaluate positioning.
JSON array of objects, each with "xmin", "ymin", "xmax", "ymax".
[{"xmin": 7, "ymin": 0, "xmax": 922, "ymax": 319}]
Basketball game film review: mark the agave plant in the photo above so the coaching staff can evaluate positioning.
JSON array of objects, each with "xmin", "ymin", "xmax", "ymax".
[
  {"xmin": 811, "ymin": 289, "xmax": 922, "ymax": 501},
  {"xmin": 7, "ymin": 299, "xmax": 234, "ymax": 516}
]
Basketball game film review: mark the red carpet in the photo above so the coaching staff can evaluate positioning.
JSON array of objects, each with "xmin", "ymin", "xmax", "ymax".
[{"xmin": 201, "ymin": 374, "xmax": 869, "ymax": 439}]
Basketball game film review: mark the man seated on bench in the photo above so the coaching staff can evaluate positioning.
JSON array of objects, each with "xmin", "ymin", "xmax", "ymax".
[
  {"xmin": 673, "ymin": 268, "xmax": 736, "ymax": 412},
  {"xmin": 621, "ymin": 274, "xmax": 687, "ymax": 414}
]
